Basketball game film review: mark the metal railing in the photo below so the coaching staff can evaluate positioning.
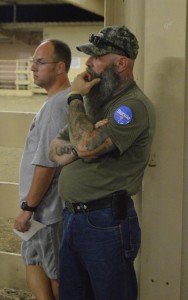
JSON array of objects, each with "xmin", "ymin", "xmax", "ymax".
[{"xmin": 0, "ymin": 59, "xmax": 45, "ymax": 96}]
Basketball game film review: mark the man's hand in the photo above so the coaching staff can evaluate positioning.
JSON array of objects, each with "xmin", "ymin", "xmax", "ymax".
[
  {"xmin": 95, "ymin": 119, "xmax": 108, "ymax": 129},
  {"xmin": 49, "ymin": 138, "xmax": 77, "ymax": 166},
  {"xmin": 49, "ymin": 137, "xmax": 65, "ymax": 160},
  {"xmin": 71, "ymin": 71, "xmax": 101, "ymax": 96},
  {"xmin": 14, "ymin": 210, "xmax": 32, "ymax": 232},
  {"xmin": 49, "ymin": 118, "xmax": 108, "ymax": 164}
]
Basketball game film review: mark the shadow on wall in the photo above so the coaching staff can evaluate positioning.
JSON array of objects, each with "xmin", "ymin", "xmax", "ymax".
[{"xmin": 149, "ymin": 57, "xmax": 185, "ymax": 170}]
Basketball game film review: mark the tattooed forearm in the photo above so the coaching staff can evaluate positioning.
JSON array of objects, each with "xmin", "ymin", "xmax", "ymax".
[
  {"xmin": 69, "ymin": 114, "xmax": 94, "ymax": 143},
  {"xmin": 57, "ymin": 123, "xmax": 69, "ymax": 140},
  {"xmin": 59, "ymin": 144, "xmax": 73, "ymax": 155},
  {"xmin": 68, "ymin": 100, "xmax": 113, "ymax": 156},
  {"xmin": 69, "ymin": 100, "xmax": 93, "ymax": 145}
]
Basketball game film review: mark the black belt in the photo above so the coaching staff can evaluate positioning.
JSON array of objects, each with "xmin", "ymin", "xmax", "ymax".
[{"xmin": 65, "ymin": 190, "xmax": 130, "ymax": 215}]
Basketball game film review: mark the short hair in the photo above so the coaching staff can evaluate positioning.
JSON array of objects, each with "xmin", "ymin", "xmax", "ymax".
[{"xmin": 47, "ymin": 39, "xmax": 72, "ymax": 73}]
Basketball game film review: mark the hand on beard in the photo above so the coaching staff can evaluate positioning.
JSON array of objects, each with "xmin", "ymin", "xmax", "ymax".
[{"xmin": 71, "ymin": 71, "xmax": 101, "ymax": 96}]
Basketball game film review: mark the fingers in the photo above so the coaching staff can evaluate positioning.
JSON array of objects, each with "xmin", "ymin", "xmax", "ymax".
[
  {"xmin": 49, "ymin": 139, "xmax": 62, "ymax": 161},
  {"xmin": 89, "ymin": 78, "xmax": 101, "ymax": 87},
  {"xmin": 71, "ymin": 72, "xmax": 101, "ymax": 95},
  {"xmin": 54, "ymin": 153, "xmax": 76, "ymax": 166},
  {"xmin": 14, "ymin": 213, "xmax": 31, "ymax": 232},
  {"xmin": 78, "ymin": 71, "xmax": 100, "ymax": 86},
  {"xmin": 95, "ymin": 119, "xmax": 108, "ymax": 129},
  {"xmin": 14, "ymin": 222, "xmax": 30, "ymax": 232}
]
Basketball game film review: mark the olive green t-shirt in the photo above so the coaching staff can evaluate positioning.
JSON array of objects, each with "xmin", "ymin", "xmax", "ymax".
[{"xmin": 58, "ymin": 82, "xmax": 155, "ymax": 203}]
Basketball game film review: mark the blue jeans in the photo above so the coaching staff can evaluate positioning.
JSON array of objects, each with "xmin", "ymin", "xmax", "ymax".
[{"xmin": 59, "ymin": 199, "xmax": 141, "ymax": 300}]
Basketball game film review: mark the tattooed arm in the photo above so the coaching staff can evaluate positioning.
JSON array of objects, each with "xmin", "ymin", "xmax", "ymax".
[
  {"xmin": 49, "ymin": 70, "xmax": 113, "ymax": 164},
  {"xmin": 68, "ymin": 71, "xmax": 116, "ymax": 159},
  {"xmin": 49, "ymin": 124, "xmax": 78, "ymax": 165},
  {"xmin": 49, "ymin": 116, "xmax": 109, "ymax": 164},
  {"xmin": 49, "ymin": 116, "xmax": 110, "ymax": 166},
  {"xmin": 49, "ymin": 138, "xmax": 78, "ymax": 165}
]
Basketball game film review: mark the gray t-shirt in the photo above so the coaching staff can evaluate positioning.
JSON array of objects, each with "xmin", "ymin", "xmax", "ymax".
[{"xmin": 19, "ymin": 88, "xmax": 70, "ymax": 225}]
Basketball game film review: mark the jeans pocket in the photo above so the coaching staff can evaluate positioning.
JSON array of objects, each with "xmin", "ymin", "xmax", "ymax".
[{"xmin": 86, "ymin": 208, "xmax": 121, "ymax": 229}]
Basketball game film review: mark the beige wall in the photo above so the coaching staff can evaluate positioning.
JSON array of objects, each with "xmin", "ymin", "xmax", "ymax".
[
  {"xmin": 142, "ymin": 1, "xmax": 186, "ymax": 299},
  {"xmin": 0, "ymin": 112, "xmax": 34, "ymax": 147},
  {"xmin": 43, "ymin": 24, "xmax": 103, "ymax": 57},
  {"xmin": 0, "ymin": 24, "xmax": 103, "ymax": 60},
  {"xmin": 0, "ymin": 24, "xmax": 103, "ymax": 83},
  {"xmin": 43, "ymin": 24, "xmax": 103, "ymax": 81},
  {"xmin": 182, "ymin": 8, "xmax": 188, "ymax": 296},
  {"xmin": 0, "ymin": 40, "xmax": 36, "ymax": 60},
  {"xmin": 105, "ymin": 0, "xmax": 187, "ymax": 299}
]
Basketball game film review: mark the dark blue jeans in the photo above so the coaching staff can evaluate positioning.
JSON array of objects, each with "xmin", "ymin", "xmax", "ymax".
[{"xmin": 59, "ymin": 199, "xmax": 141, "ymax": 300}]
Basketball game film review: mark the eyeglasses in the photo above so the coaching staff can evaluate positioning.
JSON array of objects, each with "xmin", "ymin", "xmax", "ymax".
[{"xmin": 30, "ymin": 59, "xmax": 60, "ymax": 67}]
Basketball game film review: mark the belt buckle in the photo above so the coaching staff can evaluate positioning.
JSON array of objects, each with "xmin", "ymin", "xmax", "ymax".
[
  {"xmin": 66, "ymin": 201, "xmax": 88, "ymax": 213},
  {"xmin": 76, "ymin": 203, "xmax": 88, "ymax": 212}
]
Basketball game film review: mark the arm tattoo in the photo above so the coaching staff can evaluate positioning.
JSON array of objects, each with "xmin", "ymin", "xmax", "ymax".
[
  {"xmin": 60, "ymin": 144, "xmax": 73, "ymax": 155},
  {"xmin": 69, "ymin": 100, "xmax": 110, "ymax": 153},
  {"xmin": 58, "ymin": 124, "xmax": 69, "ymax": 140}
]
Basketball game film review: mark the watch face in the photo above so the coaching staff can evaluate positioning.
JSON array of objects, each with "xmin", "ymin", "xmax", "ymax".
[{"xmin": 21, "ymin": 202, "xmax": 27, "ymax": 209}]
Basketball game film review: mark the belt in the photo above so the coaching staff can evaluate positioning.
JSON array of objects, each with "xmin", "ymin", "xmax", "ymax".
[{"xmin": 65, "ymin": 190, "xmax": 130, "ymax": 213}]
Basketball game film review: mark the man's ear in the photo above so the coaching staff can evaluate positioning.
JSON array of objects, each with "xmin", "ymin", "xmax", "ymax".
[
  {"xmin": 116, "ymin": 56, "xmax": 129, "ymax": 73},
  {"xmin": 57, "ymin": 61, "xmax": 66, "ymax": 74}
]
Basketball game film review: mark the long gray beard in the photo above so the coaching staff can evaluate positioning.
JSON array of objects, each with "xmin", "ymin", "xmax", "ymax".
[{"xmin": 85, "ymin": 65, "xmax": 121, "ymax": 120}]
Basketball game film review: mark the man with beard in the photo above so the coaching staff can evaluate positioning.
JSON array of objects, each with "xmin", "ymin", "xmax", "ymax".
[{"xmin": 49, "ymin": 25, "xmax": 155, "ymax": 300}]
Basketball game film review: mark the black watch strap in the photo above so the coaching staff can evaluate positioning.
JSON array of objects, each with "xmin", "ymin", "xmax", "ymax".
[
  {"xmin": 21, "ymin": 201, "xmax": 37, "ymax": 212},
  {"xmin": 67, "ymin": 94, "xmax": 83, "ymax": 105},
  {"xmin": 71, "ymin": 147, "xmax": 78, "ymax": 157}
]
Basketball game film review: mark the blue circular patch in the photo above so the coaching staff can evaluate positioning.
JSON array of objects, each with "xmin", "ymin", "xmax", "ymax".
[{"xmin": 114, "ymin": 106, "xmax": 133, "ymax": 125}]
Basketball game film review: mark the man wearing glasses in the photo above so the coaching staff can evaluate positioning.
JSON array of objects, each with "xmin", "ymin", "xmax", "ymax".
[{"xmin": 14, "ymin": 39, "xmax": 71, "ymax": 300}]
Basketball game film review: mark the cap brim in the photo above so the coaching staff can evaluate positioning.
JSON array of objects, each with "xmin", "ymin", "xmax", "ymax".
[{"xmin": 76, "ymin": 43, "xmax": 109, "ymax": 56}]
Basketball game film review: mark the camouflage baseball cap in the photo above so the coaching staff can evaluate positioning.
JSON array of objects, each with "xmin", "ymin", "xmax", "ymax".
[{"xmin": 76, "ymin": 25, "xmax": 139, "ymax": 60}]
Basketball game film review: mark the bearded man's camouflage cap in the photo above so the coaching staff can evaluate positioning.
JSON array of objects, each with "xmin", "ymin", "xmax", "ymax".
[{"xmin": 76, "ymin": 25, "xmax": 139, "ymax": 60}]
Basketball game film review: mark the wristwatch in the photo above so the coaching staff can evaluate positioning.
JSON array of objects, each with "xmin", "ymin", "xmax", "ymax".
[
  {"xmin": 67, "ymin": 93, "xmax": 83, "ymax": 105},
  {"xmin": 21, "ymin": 201, "xmax": 37, "ymax": 212}
]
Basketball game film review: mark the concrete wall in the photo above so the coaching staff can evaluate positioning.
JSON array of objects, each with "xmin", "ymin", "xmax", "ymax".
[
  {"xmin": 0, "ymin": 112, "xmax": 33, "ymax": 147},
  {"xmin": 0, "ymin": 24, "xmax": 103, "ymax": 83},
  {"xmin": 105, "ymin": 0, "xmax": 187, "ymax": 299},
  {"xmin": 142, "ymin": 1, "xmax": 186, "ymax": 299},
  {"xmin": 43, "ymin": 24, "xmax": 103, "ymax": 80},
  {"xmin": 0, "ymin": 111, "xmax": 34, "ymax": 289},
  {"xmin": 181, "ymin": 4, "xmax": 188, "ymax": 296}
]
